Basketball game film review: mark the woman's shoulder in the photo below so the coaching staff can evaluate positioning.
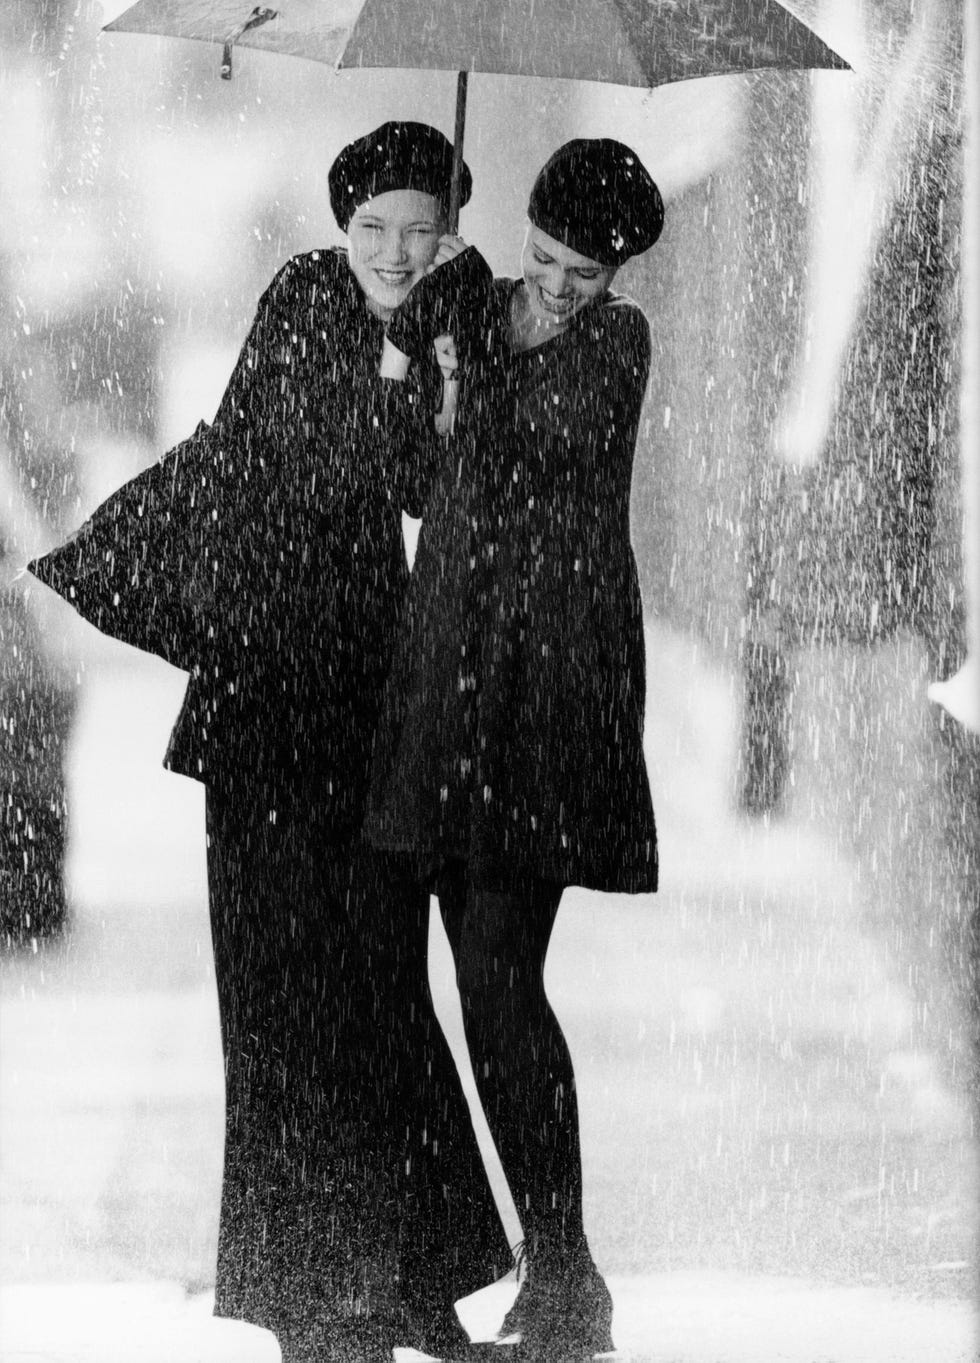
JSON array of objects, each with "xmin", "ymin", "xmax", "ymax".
[
  {"xmin": 591, "ymin": 291, "xmax": 650, "ymax": 339},
  {"xmin": 260, "ymin": 247, "xmax": 355, "ymax": 309},
  {"xmin": 573, "ymin": 291, "xmax": 651, "ymax": 369}
]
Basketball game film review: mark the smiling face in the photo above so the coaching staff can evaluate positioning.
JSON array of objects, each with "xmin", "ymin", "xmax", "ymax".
[
  {"xmin": 520, "ymin": 224, "xmax": 618, "ymax": 330},
  {"xmin": 346, "ymin": 189, "xmax": 445, "ymax": 320}
]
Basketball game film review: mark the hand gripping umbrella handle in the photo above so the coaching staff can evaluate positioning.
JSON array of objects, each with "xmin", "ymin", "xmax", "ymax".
[{"xmin": 221, "ymin": 6, "xmax": 278, "ymax": 80}]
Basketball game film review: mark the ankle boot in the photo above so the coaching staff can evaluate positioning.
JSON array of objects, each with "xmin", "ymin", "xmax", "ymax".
[{"xmin": 497, "ymin": 1246, "xmax": 614, "ymax": 1359}]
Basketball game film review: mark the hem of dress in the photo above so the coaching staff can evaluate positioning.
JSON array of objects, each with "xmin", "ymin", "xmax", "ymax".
[{"xmin": 362, "ymin": 828, "xmax": 658, "ymax": 896}]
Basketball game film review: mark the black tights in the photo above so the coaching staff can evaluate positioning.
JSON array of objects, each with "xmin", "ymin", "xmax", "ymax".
[{"xmin": 437, "ymin": 862, "xmax": 585, "ymax": 1262}]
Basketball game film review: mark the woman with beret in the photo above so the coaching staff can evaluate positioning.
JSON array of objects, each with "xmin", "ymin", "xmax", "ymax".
[
  {"xmin": 29, "ymin": 122, "xmax": 508, "ymax": 1363},
  {"xmin": 367, "ymin": 138, "xmax": 664, "ymax": 1360}
]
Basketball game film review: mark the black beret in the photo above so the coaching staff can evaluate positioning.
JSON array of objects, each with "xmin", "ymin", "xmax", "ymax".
[
  {"xmin": 329, "ymin": 121, "xmax": 472, "ymax": 231},
  {"xmin": 528, "ymin": 138, "xmax": 664, "ymax": 266}
]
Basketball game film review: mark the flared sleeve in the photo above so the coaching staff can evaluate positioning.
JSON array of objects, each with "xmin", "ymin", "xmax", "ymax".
[
  {"xmin": 26, "ymin": 420, "xmax": 224, "ymax": 672},
  {"xmin": 28, "ymin": 250, "xmax": 443, "ymax": 675}
]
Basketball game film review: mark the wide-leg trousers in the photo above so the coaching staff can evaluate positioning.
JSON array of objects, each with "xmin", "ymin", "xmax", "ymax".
[{"xmin": 205, "ymin": 786, "xmax": 509, "ymax": 1360}]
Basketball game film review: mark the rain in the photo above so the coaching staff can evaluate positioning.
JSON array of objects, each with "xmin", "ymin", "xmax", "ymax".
[{"xmin": 1, "ymin": 1, "xmax": 977, "ymax": 1362}]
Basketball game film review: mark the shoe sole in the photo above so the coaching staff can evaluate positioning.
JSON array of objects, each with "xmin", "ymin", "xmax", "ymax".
[{"xmin": 478, "ymin": 1347, "xmax": 623, "ymax": 1363}]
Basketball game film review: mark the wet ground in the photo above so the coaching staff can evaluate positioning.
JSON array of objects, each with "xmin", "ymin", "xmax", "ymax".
[{"xmin": 1, "ymin": 624, "xmax": 977, "ymax": 1360}]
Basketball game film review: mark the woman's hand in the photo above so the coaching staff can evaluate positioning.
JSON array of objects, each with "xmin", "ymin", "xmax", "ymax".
[
  {"xmin": 433, "ymin": 334, "xmax": 459, "ymax": 437},
  {"xmin": 427, "ymin": 233, "xmax": 468, "ymax": 273},
  {"xmin": 433, "ymin": 334, "xmax": 459, "ymax": 382}
]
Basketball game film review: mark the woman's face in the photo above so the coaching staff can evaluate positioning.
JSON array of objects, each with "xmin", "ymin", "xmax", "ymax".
[
  {"xmin": 347, "ymin": 189, "xmax": 445, "ymax": 319},
  {"xmin": 520, "ymin": 225, "xmax": 618, "ymax": 329}
]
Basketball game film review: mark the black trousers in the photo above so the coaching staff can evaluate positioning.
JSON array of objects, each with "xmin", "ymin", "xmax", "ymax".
[{"xmin": 205, "ymin": 787, "xmax": 509, "ymax": 1361}]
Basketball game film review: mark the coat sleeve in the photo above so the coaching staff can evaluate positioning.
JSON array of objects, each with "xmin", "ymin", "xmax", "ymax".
[
  {"xmin": 213, "ymin": 255, "xmax": 442, "ymax": 519},
  {"xmin": 211, "ymin": 258, "xmax": 310, "ymax": 448},
  {"xmin": 26, "ymin": 420, "xmax": 219, "ymax": 671},
  {"xmin": 23, "ymin": 265, "xmax": 306, "ymax": 668},
  {"xmin": 372, "ymin": 375, "xmax": 446, "ymax": 517}
]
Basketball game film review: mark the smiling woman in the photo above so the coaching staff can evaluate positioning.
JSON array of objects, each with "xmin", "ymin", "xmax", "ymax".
[
  {"xmin": 346, "ymin": 191, "xmax": 444, "ymax": 319},
  {"xmin": 27, "ymin": 119, "xmax": 508, "ymax": 1363},
  {"xmin": 328, "ymin": 119, "xmax": 474, "ymax": 321},
  {"xmin": 511, "ymin": 228, "xmax": 618, "ymax": 344},
  {"xmin": 367, "ymin": 136, "xmax": 666, "ymax": 1360}
]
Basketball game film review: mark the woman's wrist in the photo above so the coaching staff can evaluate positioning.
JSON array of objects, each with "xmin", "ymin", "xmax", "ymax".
[{"xmin": 380, "ymin": 336, "xmax": 411, "ymax": 381}]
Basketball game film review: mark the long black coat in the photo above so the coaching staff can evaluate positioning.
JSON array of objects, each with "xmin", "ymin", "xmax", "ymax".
[
  {"xmin": 365, "ymin": 277, "xmax": 659, "ymax": 893},
  {"xmin": 29, "ymin": 250, "xmax": 511, "ymax": 1355},
  {"xmin": 169, "ymin": 249, "xmax": 449, "ymax": 821},
  {"xmin": 31, "ymin": 248, "xmax": 439, "ymax": 826}
]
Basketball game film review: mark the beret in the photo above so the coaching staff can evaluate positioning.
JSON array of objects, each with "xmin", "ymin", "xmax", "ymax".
[
  {"xmin": 528, "ymin": 138, "xmax": 664, "ymax": 265},
  {"xmin": 329, "ymin": 121, "xmax": 472, "ymax": 231}
]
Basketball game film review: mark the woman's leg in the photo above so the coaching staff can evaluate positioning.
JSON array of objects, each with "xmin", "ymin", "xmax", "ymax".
[
  {"xmin": 206, "ymin": 788, "xmax": 390, "ymax": 1363},
  {"xmin": 436, "ymin": 862, "xmax": 582, "ymax": 1258},
  {"xmin": 343, "ymin": 845, "xmax": 510, "ymax": 1351},
  {"xmin": 437, "ymin": 862, "xmax": 614, "ymax": 1355}
]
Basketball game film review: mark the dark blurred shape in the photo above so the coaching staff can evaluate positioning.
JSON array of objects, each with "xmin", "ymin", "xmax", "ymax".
[
  {"xmin": 735, "ymin": 61, "xmax": 961, "ymax": 802},
  {"xmin": 738, "ymin": 639, "xmax": 790, "ymax": 817},
  {"xmin": 2, "ymin": 0, "xmax": 165, "ymax": 950},
  {"xmin": 0, "ymin": 590, "xmax": 73, "ymax": 948},
  {"xmin": 0, "ymin": 321, "xmax": 78, "ymax": 950}
]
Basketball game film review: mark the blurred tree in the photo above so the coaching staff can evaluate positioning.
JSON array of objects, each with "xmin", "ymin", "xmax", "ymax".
[
  {"xmin": 0, "ymin": 279, "xmax": 77, "ymax": 945},
  {"xmin": 0, "ymin": 0, "xmax": 135, "ymax": 945},
  {"xmin": 740, "ymin": 0, "xmax": 977, "ymax": 1080}
]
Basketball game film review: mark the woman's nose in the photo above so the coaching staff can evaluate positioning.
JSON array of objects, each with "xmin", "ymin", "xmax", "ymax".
[
  {"xmin": 382, "ymin": 230, "xmax": 409, "ymax": 263},
  {"xmin": 548, "ymin": 268, "xmax": 570, "ymax": 295}
]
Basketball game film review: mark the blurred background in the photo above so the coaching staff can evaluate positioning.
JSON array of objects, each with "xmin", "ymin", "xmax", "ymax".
[{"xmin": 1, "ymin": 0, "xmax": 977, "ymax": 1357}]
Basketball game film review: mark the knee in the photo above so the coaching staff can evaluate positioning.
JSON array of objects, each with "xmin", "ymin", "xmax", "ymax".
[{"xmin": 454, "ymin": 946, "xmax": 547, "ymax": 1044}]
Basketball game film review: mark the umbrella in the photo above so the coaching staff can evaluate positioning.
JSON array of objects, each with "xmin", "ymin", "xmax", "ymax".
[{"xmin": 103, "ymin": 0, "xmax": 851, "ymax": 226}]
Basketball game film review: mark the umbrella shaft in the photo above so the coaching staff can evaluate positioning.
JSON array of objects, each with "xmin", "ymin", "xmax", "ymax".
[{"xmin": 448, "ymin": 70, "xmax": 468, "ymax": 232}]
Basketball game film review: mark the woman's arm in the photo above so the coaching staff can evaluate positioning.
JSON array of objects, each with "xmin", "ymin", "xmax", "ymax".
[
  {"xmin": 368, "ymin": 376, "xmax": 445, "ymax": 517},
  {"xmin": 211, "ymin": 256, "xmax": 317, "ymax": 445},
  {"xmin": 383, "ymin": 243, "xmax": 495, "ymax": 373}
]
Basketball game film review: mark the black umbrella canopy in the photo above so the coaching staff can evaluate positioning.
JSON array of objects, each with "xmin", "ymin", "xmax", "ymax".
[
  {"xmin": 104, "ymin": 0, "xmax": 850, "ymax": 226},
  {"xmin": 104, "ymin": 0, "xmax": 850, "ymax": 84},
  {"xmin": 104, "ymin": 0, "xmax": 850, "ymax": 227}
]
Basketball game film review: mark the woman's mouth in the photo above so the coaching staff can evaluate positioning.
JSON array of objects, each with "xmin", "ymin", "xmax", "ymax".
[
  {"xmin": 374, "ymin": 268, "xmax": 413, "ymax": 287},
  {"xmin": 537, "ymin": 284, "xmax": 575, "ymax": 316}
]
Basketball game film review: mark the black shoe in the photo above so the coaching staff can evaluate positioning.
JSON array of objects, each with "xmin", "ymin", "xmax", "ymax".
[
  {"xmin": 496, "ymin": 1252, "xmax": 614, "ymax": 1360},
  {"xmin": 394, "ymin": 1302, "xmax": 474, "ymax": 1361}
]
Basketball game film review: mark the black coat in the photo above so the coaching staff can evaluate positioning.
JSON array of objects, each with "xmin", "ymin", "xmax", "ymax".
[
  {"xmin": 31, "ymin": 249, "xmax": 441, "ymax": 831},
  {"xmin": 365, "ymin": 277, "xmax": 659, "ymax": 892},
  {"xmin": 29, "ymin": 251, "xmax": 510, "ymax": 1349}
]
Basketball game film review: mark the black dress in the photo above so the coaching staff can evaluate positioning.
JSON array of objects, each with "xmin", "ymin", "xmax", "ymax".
[
  {"xmin": 29, "ymin": 249, "xmax": 509, "ymax": 1360},
  {"xmin": 365, "ymin": 277, "xmax": 659, "ymax": 894}
]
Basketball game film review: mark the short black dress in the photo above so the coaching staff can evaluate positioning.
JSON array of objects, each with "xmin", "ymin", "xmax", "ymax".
[{"xmin": 366, "ymin": 277, "xmax": 659, "ymax": 894}]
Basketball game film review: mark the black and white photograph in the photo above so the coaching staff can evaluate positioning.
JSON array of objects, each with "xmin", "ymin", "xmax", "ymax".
[{"xmin": 1, "ymin": 2, "xmax": 977, "ymax": 1361}]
